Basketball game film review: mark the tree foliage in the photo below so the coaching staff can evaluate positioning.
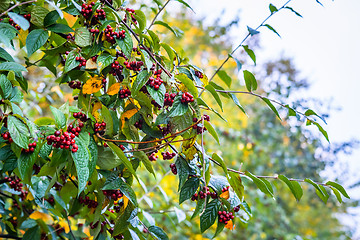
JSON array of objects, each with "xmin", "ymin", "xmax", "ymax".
[{"xmin": 0, "ymin": 0, "xmax": 351, "ymax": 239}]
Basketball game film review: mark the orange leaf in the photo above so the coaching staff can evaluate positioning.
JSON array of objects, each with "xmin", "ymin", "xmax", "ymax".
[
  {"xmin": 64, "ymin": 12, "xmax": 77, "ymax": 28},
  {"xmin": 83, "ymin": 76, "xmax": 102, "ymax": 94},
  {"xmin": 121, "ymin": 109, "xmax": 138, "ymax": 127},
  {"xmin": 224, "ymin": 219, "xmax": 235, "ymax": 230},
  {"xmin": 92, "ymin": 102, "xmax": 102, "ymax": 121},
  {"xmin": 220, "ymin": 190, "xmax": 230, "ymax": 199},
  {"xmin": 107, "ymin": 83, "xmax": 121, "ymax": 95}
]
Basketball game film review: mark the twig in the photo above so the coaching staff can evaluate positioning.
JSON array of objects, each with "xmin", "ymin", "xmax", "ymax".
[
  {"xmin": 66, "ymin": 215, "xmax": 76, "ymax": 240},
  {"xmin": 0, "ymin": 191, "xmax": 16, "ymax": 200},
  {"xmin": 0, "ymin": 0, "xmax": 37, "ymax": 17},
  {"xmin": 0, "ymin": 234, "xmax": 21, "ymax": 240},
  {"xmin": 198, "ymin": 0, "xmax": 294, "ymax": 98},
  {"xmin": 138, "ymin": 219, "xmax": 157, "ymax": 240},
  {"xmin": 147, "ymin": 0, "xmax": 171, "ymax": 30}
]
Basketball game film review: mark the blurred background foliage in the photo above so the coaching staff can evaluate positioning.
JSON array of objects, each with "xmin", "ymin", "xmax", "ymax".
[{"xmin": 16, "ymin": 0, "xmax": 358, "ymax": 239}]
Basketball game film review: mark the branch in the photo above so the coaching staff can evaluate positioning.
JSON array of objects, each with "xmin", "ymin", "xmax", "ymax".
[
  {"xmin": 147, "ymin": 0, "xmax": 171, "ymax": 30},
  {"xmin": 198, "ymin": 0, "xmax": 294, "ymax": 98},
  {"xmin": 0, "ymin": 234, "xmax": 21, "ymax": 240},
  {"xmin": 0, "ymin": 0, "xmax": 37, "ymax": 18}
]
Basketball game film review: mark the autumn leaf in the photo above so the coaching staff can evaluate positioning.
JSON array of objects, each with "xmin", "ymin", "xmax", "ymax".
[
  {"xmin": 86, "ymin": 59, "xmax": 97, "ymax": 69},
  {"xmin": 224, "ymin": 219, "xmax": 235, "ymax": 230},
  {"xmin": 121, "ymin": 109, "xmax": 138, "ymax": 127},
  {"xmin": 92, "ymin": 102, "xmax": 102, "ymax": 121},
  {"xmin": 64, "ymin": 12, "xmax": 77, "ymax": 28},
  {"xmin": 107, "ymin": 83, "xmax": 121, "ymax": 95},
  {"xmin": 220, "ymin": 190, "xmax": 230, "ymax": 199},
  {"xmin": 83, "ymin": 76, "xmax": 102, "ymax": 94}
]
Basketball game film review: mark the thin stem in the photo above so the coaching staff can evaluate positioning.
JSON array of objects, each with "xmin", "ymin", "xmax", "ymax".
[
  {"xmin": 0, "ymin": 0, "xmax": 37, "ymax": 17},
  {"xmin": 198, "ymin": 0, "xmax": 294, "ymax": 98},
  {"xmin": 0, "ymin": 191, "xmax": 16, "ymax": 200},
  {"xmin": 0, "ymin": 235, "xmax": 21, "ymax": 240},
  {"xmin": 147, "ymin": 0, "xmax": 171, "ymax": 30},
  {"xmin": 138, "ymin": 219, "xmax": 157, "ymax": 240},
  {"xmin": 66, "ymin": 215, "xmax": 76, "ymax": 240}
]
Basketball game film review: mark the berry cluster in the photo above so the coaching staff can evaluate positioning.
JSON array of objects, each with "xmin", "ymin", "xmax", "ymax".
[
  {"xmin": 132, "ymin": 47, "xmax": 141, "ymax": 55},
  {"xmin": 93, "ymin": 8, "xmax": 106, "ymax": 21},
  {"xmin": 75, "ymin": 56, "xmax": 87, "ymax": 69},
  {"xmin": 203, "ymin": 114, "xmax": 210, "ymax": 122},
  {"xmin": 68, "ymin": 80, "xmax": 82, "ymax": 89},
  {"xmin": 149, "ymin": 152, "xmax": 158, "ymax": 161},
  {"xmin": 102, "ymin": 189, "xmax": 123, "ymax": 201},
  {"xmin": 4, "ymin": 176, "xmax": 28, "ymax": 200},
  {"xmin": 81, "ymin": 2, "xmax": 95, "ymax": 20},
  {"xmin": 73, "ymin": 112, "xmax": 88, "ymax": 122},
  {"xmin": 158, "ymin": 123, "xmax": 171, "ymax": 136},
  {"xmin": 79, "ymin": 196, "xmax": 99, "ymax": 208},
  {"xmin": 124, "ymin": 8, "xmax": 137, "ymax": 24},
  {"xmin": 181, "ymin": 92, "xmax": 194, "ymax": 104},
  {"xmin": 8, "ymin": 18, "xmax": 21, "ymax": 30},
  {"xmin": 119, "ymin": 144, "xmax": 125, "ymax": 151},
  {"xmin": 66, "ymin": 33, "xmax": 75, "ymax": 41},
  {"xmin": 124, "ymin": 60, "xmax": 143, "ymax": 71},
  {"xmin": 148, "ymin": 76, "xmax": 163, "ymax": 90},
  {"xmin": 193, "ymin": 124, "xmax": 207, "ymax": 134},
  {"xmin": 23, "ymin": 14, "xmax": 31, "ymax": 21},
  {"xmin": 218, "ymin": 210, "xmax": 234, "ymax": 224},
  {"xmin": 104, "ymin": 25, "xmax": 125, "ymax": 44},
  {"xmin": 164, "ymin": 93, "xmax": 176, "ymax": 107},
  {"xmin": 191, "ymin": 186, "xmax": 213, "ymax": 201},
  {"xmin": 1, "ymin": 132, "xmax": 13, "ymax": 143},
  {"xmin": 89, "ymin": 28, "xmax": 100, "ymax": 37},
  {"xmin": 170, "ymin": 163, "xmax": 177, "ymax": 175},
  {"xmin": 221, "ymin": 186, "xmax": 230, "ymax": 193},
  {"xmin": 113, "ymin": 201, "xmax": 124, "ymax": 213},
  {"xmin": 233, "ymin": 205, "xmax": 240, "ymax": 212},
  {"xmin": 46, "ymin": 129, "xmax": 79, "ymax": 153},
  {"xmin": 134, "ymin": 119, "xmax": 142, "ymax": 129},
  {"xmin": 23, "ymin": 142, "xmax": 37, "ymax": 153},
  {"xmin": 161, "ymin": 151, "xmax": 176, "ymax": 160},
  {"xmin": 119, "ymin": 88, "xmax": 131, "ymax": 99},
  {"xmin": 110, "ymin": 60, "xmax": 124, "ymax": 76},
  {"xmin": 94, "ymin": 121, "xmax": 106, "ymax": 134},
  {"xmin": 194, "ymin": 70, "xmax": 204, "ymax": 79},
  {"xmin": 91, "ymin": 55, "xmax": 98, "ymax": 62}
]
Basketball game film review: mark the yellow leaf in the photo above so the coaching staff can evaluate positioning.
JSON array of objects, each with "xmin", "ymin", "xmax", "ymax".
[
  {"xmin": 220, "ymin": 190, "xmax": 230, "ymax": 199},
  {"xmin": 58, "ymin": 218, "xmax": 70, "ymax": 233},
  {"xmin": 18, "ymin": 29, "xmax": 28, "ymax": 47},
  {"xmin": 86, "ymin": 59, "xmax": 97, "ymax": 69},
  {"xmin": 92, "ymin": 102, "xmax": 102, "ymax": 121},
  {"xmin": 83, "ymin": 76, "xmax": 102, "ymax": 94},
  {"xmin": 182, "ymin": 145, "xmax": 197, "ymax": 160},
  {"xmin": 107, "ymin": 83, "xmax": 121, "ymax": 95},
  {"xmin": 224, "ymin": 219, "xmax": 235, "ymax": 230},
  {"xmin": 201, "ymin": 73, "xmax": 209, "ymax": 86},
  {"xmin": 120, "ymin": 108, "xmax": 138, "ymax": 127},
  {"xmin": 64, "ymin": 12, "xmax": 77, "ymax": 28},
  {"xmin": 26, "ymin": 191, "xmax": 34, "ymax": 201},
  {"xmin": 122, "ymin": 196, "xmax": 129, "ymax": 210},
  {"xmin": 29, "ymin": 211, "xmax": 53, "ymax": 223}
]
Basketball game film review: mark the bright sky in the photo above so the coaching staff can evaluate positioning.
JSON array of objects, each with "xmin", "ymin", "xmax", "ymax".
[{"xmin": 184, "ymin": 0, "xmax": 360, "ymax": 236}]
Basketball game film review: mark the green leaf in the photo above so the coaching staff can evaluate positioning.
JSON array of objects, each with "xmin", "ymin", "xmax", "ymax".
[
  {"xmin": 285, "ymin": 6, "xmax": 303, "ymax": 18},
  {"xmin": 97, "ymin": 53, "xmax": 113, "ymax": 72},
  {"xmin": 228, "ymin": 172, "xmax": 244, "ymax": 201},
  {"xmin": 212, "ymin": 153, "xmax": 227, "ymax": 175},
  {"xmin": 229, "ymin": 54, "xmax": 242, "ymax": 72},
  {"xmin": 146, "ymin": 83, "xmax": 166, "ymax": 107},
  {"xmin": 71, "ymin": 137, "xmax": 91, "ymax": 195},
  {"xmin": 134, "ymin": 10, "xmax": 146, "ymax": 32},
  {"xmin": 230, "ymin": 94, "xmax": 246, "ymax": 115},
  {"xmin": 75, "ymin": 27, "xmax": 91, "ymax": 47},
  {"xmin": 31, "ymin": 6, "xmax": 49, "ymax": 27},
  {"xmin": 175, "ymin": 156, "xmax": 190, "ymax": 190},
  {"xmin": 18, "ymin": 143, "xmax": 40, "ymax": 184},
  {"xmin": 0, "ymin": 23, "xmax": 18, "ymax": 48},
  {"xmin": 23, "ymin": 226, "xmax": 41, "ymax": 240},
  {"xmin": 263, "ymin": 24, "xmax": 281, "ymax": 38},
  {"xmin": 213, "ymin": 221, "xmax": 225, "ymax": 239},
  {"xmin": 179, "ymin": 177, "xmax": 200, "ymax": 204},
  {"xmin": 243, "ymin": 70, "xmax": 257, "ymax": 92},
  {"xmin": 154, "ymin": 20, "xmax": 178, "ymax": 36},
  {"xmin": 176, "ymin": 73, "xmax": 198, "ymax": 98},
  {"xmin": 243, "ymin": 45, "xmax": 256, "ymax": 65},
  {"xmin": 160, "ymin": 43, "xmax": 175, "ymax": 62},
  {"xmin": 269, "ymin": 3, "xmax": 278, "ymax": 13},
  {"xmin": 217, "ymin": 70, "xmax": 232, "ymax": 87},
  {"xmin": 191, "ymin": 197, "xmax": 205, "ymax": 220},
  {"xmin": 116, "ymin": 27, "xmax": 133, "ymax": 57},
  {"xmin": 308, "ymin": 120, "xmax": 329, "ymax": 142},
  {"xmin": 304, "ymin": 178, "xmax": 328, "ymax": 203},
  {"xmin": 330, "ymin": 187, "xmax": 342, "ymax": 203},
  {"xmin": 200, "ymin": 199, "xmax": 220, "ymax": 233},
  {"xmin": 50, "ymin": 106, "xmax": 66, "ymax": 129},
  {"xmin": 103, "ymin": 177, "xmax": 138, "ymax": 206},
  {"xmin": 107, "ymin": 142, "xmax": 138, "ymax": 181},
  {"xmin": 148, "ymin": 226, "xmax": 169, "ymax": 240},
  {"xmin": 0, "ymin": 62, "xmax": 27, "ymax": 73},
  {"xmin": 132, "ymin": 70, "xmax": 149, "ymax": 96},
  {"xmin": 148, "ymin": 30, "xmax": 160, "ymax": 52},
  {"xmin": 0, "ymin": 74, "xmax": 12, "ymax": 99},
  {"xmin": 26, "ymin": 29, "xmax": 49, "ymax": 57},
  {"xmin": 47, "ymin": 23, "xmax": 74, "ymax": 34},
  {"xmin": 245, "ymin": 171, "xmax": 273, "ymax": 198},
  {"xmin": 326, "ymin": 181, "xmax": 350, "ymax": 199},
  {"xmin": 113, "ymin": 203, "xmax": 134, "ymax": 236},
  {"xmin": 8, "ymin": 115, "xmax": 29, "ymax": 149},
  {"xmin": 262, "ymin": 97, "xmax": 281, "ymax": 120},
  {"xmin": 174, "ymin": 0, "xmax": 194, "ymax": 12},
  {"xmin": 43, "ymin": 10, "xmax": 60, "ymax": 27},
  {"xmin": 0, "ymin": 47, "xmax": 14, "ymax": 62},
  {"xmin": 101, "ymin": 105, "xmax": 114, "ymax": 136},
  {"xmin": 204, "ymin": 121, "xmax": 219, "ymax": 144},
  {"xmin": 205, "ymin": 85, "xmax": 222, "ymax": 111},
  {"xmin": 8, "ymin": 12, "xmax": 30, "ymax": 30},
  {"xmin": 247, "ymin": 26, "xmax": 259, "ymax": 36},
  {"xmin": 168, "ymin": 95, "xmax": 189, "ymax": 117},
  {"xmin": 278, "ymin": 175, "xmax": 303, "ymax": 201},
  {"xmin": 134, "ymin": 151, "xmax": 155, "ymax": 177},
  {"xmin": 64, "ymin": 50, "xmax": 80, "ymax": 73},
  {"xmin": 305, "ymin": 109, "xmax": 327, "ymax": 124}
]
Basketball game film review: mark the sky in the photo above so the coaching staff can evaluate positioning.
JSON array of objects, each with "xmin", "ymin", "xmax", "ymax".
[{"xmin": 183, "ymin": 0, "xmax": 360, "ymax": 236}]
